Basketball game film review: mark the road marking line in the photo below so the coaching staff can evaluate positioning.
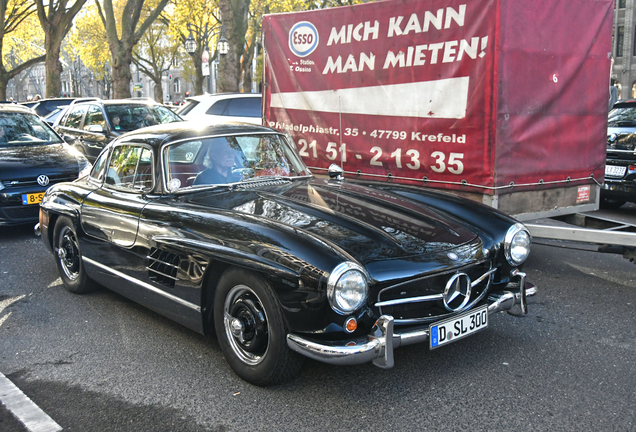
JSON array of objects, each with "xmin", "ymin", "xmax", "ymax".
[
  {"xmin": 0, "ymin": 372, "xmax": 62, "ymax": 432},
  {"xmin": 0, "ymin": 294, "xmax": 25, "ymax": 314}
]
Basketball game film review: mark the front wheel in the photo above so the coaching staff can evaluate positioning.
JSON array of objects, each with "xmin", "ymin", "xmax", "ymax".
[
  {"xmin": 53, "ymin": 216, "xmax": 95, "ymax": 294},
  {"xmin": 214, "ymin": 268, "xmax": 302, "ymax": 386}
]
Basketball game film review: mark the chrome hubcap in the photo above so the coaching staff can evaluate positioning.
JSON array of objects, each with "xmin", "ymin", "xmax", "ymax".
[
  {"xmin": 57, "ymin": 227, "xmax": 80, "ymax": 281},
  {"xmin": 223, "ymin": 285, "xmax": 269, "ymax": 366}
]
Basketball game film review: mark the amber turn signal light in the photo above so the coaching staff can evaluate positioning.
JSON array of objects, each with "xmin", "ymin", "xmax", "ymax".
[{"xmin": 344, "ymin": 317, "xmax": 357, "ymax": 333}]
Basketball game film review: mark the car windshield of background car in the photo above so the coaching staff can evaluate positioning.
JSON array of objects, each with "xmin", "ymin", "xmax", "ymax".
[
  {"xmin": 608, "ymin": 104, "xmax": 636, "ymax": 127},
  {"xmin": 0, "ymin": 113, "xmax": 63, "ymax": 146},
  {"xmin": 164, "ymin": 134, "xmax": 310, "ymax": 190},
  {"xmin": 105, "ymin": 105, "xmax": 181, "ymax": 132}
]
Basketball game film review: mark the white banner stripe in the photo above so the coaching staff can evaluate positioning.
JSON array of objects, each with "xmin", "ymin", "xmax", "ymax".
[
  {"xmin": 270, "ymin": 77, "xmax": 470, "ymax": 119},
  {"xmin": 0, "ymin": 372, "xmax": 62, "ymax": 432}
]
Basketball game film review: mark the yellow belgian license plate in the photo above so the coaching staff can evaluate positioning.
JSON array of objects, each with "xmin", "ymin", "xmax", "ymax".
[{"xmin": 22, "ymin": 192, "xmax": 44, "ymax": 205}]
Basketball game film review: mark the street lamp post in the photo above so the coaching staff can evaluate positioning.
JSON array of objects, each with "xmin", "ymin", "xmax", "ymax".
[{"xmin": 183, "ymin": 23, "xmax": 229, "ymax": 95}]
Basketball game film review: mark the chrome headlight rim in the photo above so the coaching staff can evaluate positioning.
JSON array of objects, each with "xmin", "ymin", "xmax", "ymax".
[
  {"xmin": 327, "ymin": 262, "xmax": 369, "ymax": 315},
  {"xmin": 504, "ymin": 223, "xmax": 531, "ymax": 266}
]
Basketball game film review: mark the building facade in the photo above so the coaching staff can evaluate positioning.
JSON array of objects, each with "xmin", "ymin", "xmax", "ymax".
[{"xmin": 613, "ymin": 0, "xmax": 636, "ymax": 99}]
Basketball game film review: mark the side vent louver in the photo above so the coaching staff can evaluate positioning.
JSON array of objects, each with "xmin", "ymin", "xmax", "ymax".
[{"xmin": 147, "ymin": 248, "xmax": 180, "ymax": 288}]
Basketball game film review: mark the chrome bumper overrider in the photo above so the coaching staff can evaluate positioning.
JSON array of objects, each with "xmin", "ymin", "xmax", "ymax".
[{"xmin": 287, "ymin": 272, "xmax": 535, "ymax": 369}]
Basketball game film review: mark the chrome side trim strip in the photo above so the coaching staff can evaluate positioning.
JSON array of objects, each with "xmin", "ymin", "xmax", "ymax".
[
  {"xmin": 83, "ymin": 257, "xmax": 201, "ymax": 313},
  {"xmin": 146, "ymin": 267, "xmax": 180, "ymax": 281},
  {"xmin": 146, "ymin": 255, "xmax": 181, "ymax": 270}
]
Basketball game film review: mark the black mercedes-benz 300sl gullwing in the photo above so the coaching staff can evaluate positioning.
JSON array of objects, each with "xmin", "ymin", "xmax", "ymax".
[{"xmin": 37, "ymin": 122, "xmax": 535, "ymax": 386}]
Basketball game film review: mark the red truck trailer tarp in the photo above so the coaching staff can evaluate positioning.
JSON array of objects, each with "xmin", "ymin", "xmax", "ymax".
[{"xmin": 262, "ymin": 0, "xmax": 613, "ymax": 218}]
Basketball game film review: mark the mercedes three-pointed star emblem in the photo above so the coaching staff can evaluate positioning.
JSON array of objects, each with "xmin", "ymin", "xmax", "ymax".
[{"xmin": 443, "ymin": 273, "xmax": 472, "ymax": 312}]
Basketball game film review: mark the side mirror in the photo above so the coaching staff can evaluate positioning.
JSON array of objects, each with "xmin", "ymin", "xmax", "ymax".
[
  {"xmin": 87, "ymin": 124, "xmax": 104, "ymax": 134},
  {"xmin": 328, "ymin": 163, "xmax": 345, "ymax": 181}
]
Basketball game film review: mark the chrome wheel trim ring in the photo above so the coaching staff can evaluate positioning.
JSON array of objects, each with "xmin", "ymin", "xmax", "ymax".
[{"xmin": 223, "ymin": 284, "xmax": 269, "ymax": 366}]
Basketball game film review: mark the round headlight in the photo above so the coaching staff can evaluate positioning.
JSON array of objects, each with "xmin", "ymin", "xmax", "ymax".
[
  {"xmin": 504, "ymin": 223, "xmax": 531, "ymax": 265},
  {"xmin": 327, "ymin": 262, "xmax": 368, "ymax": 315}
]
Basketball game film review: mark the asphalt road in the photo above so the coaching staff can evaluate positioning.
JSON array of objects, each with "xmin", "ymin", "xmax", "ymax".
[{"xmin": 1, "ymin": 208, "xmax": 635, "ymax": 432}]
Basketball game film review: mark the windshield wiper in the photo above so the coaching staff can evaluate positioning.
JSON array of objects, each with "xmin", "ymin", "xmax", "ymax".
[{"xmin": 241, "ymin": 175, "xmax": 291, "ymax": 183}]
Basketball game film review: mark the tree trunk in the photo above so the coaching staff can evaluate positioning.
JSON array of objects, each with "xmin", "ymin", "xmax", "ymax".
[
  {"xmin": 37, "ymin": 0, "xmax": 88, "ymax": 98},
  {"xmin": 44, "ymin": 39, "xmax": 63, "ymax": 98},
  {"xmin": 112, "ymin": 48, "xmax": 133, "ymax": 99},
  {"xmin": 218, "ymin": 0, "xmax": 246, "ymax": 93},
  {"xmin": 193, "ymin": 55, "xmax": 204, "ymax": 95},
  {"xmin": 153, "ymin": 76, "xmax": 163, "ymax": 101},
  {"xmin": 0, "ymin": 74, "xmax": 8, "ymax": 101}
]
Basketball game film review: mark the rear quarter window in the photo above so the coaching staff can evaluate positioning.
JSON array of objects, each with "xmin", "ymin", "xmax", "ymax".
[{"xmin": 206, "ymin": 99, "xmax": 230, "ymax": 116}]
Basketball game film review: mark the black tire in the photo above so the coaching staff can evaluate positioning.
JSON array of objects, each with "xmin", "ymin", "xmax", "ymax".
[
  {"xmin": 214, "ymin": 268, "xmax": 303, "ymax": 386},
  {"xmin": 53, "ymin": 216, "xmax": 95, "ymax": 294},
  {"xmin": 600, "ymin": 198, "xmax": 626, "ymax": 209}
]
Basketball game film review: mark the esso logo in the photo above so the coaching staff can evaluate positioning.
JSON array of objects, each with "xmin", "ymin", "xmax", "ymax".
[{"xmin": 289, "ymin": 21, "xmax": 319, "ymax": 57}]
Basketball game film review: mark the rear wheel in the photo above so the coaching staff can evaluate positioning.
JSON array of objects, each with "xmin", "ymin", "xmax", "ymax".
[
  {"xmin": 53, "ymin": 216, "xmax": 95, "ymax": 294},
  {"xmin": 214, "ymin": 268, "xmax": 302, "ymax": 386}
]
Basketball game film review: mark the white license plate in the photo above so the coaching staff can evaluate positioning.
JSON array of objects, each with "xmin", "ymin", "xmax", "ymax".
[
  {"xmin": 429, "ymin": 305, "xmax": 488, "ymax": 349},
  {"xmin": 605, "ymin": 165, "xmax": 627, "ymax": 178}
]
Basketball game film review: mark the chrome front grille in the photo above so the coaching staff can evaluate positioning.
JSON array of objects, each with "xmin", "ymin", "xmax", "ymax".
[{"xmin": 374, "ymin": 260, "xmax": 495, "ymax": 325}]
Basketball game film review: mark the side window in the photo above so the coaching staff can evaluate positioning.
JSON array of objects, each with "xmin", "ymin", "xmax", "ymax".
[
  {"xmin": 225, "ymin": 98, "xmax": 261, "ymax": 117},
  {"xmin": 63, "ymin": 106, "xmax": 88, "ymax": 129},
  {"xmin": 106, "ymin": 145, "xmax": 153, "ymax": 191},
  {"xmin": 83, "ymin": 105, "xmax": 106, "ymax": 130},
  {"xmin": 205, "ymin": 99, "xmax": 230, "ymax": 116},
  {"xmin": 133, "ymin": 148, "xmax": 153, "ymax": 190},
  {"xmin": 90, "ymin": 150, "xmax": 110, "ymax": 182}
]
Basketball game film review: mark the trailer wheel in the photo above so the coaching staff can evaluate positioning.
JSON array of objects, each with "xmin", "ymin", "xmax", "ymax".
[{"xmin": 600, "ymin": 198, "xmax": 626, "ymax": 209}]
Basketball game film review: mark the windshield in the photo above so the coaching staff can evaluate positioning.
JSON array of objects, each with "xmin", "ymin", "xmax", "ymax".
[
  {"xmin": 164, "ymin": 133, "xmax": 310, "ymax": 191},
  {"xmin": 608, "ymin": 104, "xmax": 636, "ymax": 127},
  {"xmin": 0, "ymin": 111, "xmax": 63, "ymax": 145},
  {"xmin": 106, "ymin": 104, "xmax": 181, "ymax": 132}
]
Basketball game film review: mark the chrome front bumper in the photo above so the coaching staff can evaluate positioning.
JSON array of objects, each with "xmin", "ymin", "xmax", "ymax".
[{"xmin": 287, "ymin": 273, "xmax": 535, "ymax": 369}]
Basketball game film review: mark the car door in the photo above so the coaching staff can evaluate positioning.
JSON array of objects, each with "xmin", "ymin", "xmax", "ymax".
[
  {"xmin": 80, "ymin": 143, "xmax": 155, "ymax": 272},
  {"xmin": 56, "ymin": 104, "xmax": 89, "ymax": 156},
  {"xmin": 81, "ymin": 104, "xmax": 112, "ymax": 159}
]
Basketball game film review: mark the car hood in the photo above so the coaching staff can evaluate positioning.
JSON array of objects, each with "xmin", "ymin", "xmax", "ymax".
[
  {"xmin": 0, "ymin": 143, "xmax": 84, "ymax": 181},
  {"xmin": 186, "ymin": 179, "xmax": 479, "ymax": 264}
]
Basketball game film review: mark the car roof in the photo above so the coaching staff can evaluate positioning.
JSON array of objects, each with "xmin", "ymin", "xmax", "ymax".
[
  {"xmin": 612, "ymin": 100, "xmax": 636, "ymax": 108},
  {"xmin": 184, "ymin": 93, "xmax": 261, "ymax": 103},
  {"xmin": 73, "ymin": 98, "xmax": 163, "ymax": 107},
  {"xmin": 0, "ymin": 104, "xmax": 37, "ymax": 114},
  {"xmin": 114, "ymin": 121, "xmax": 280, "ymax": 150}
]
